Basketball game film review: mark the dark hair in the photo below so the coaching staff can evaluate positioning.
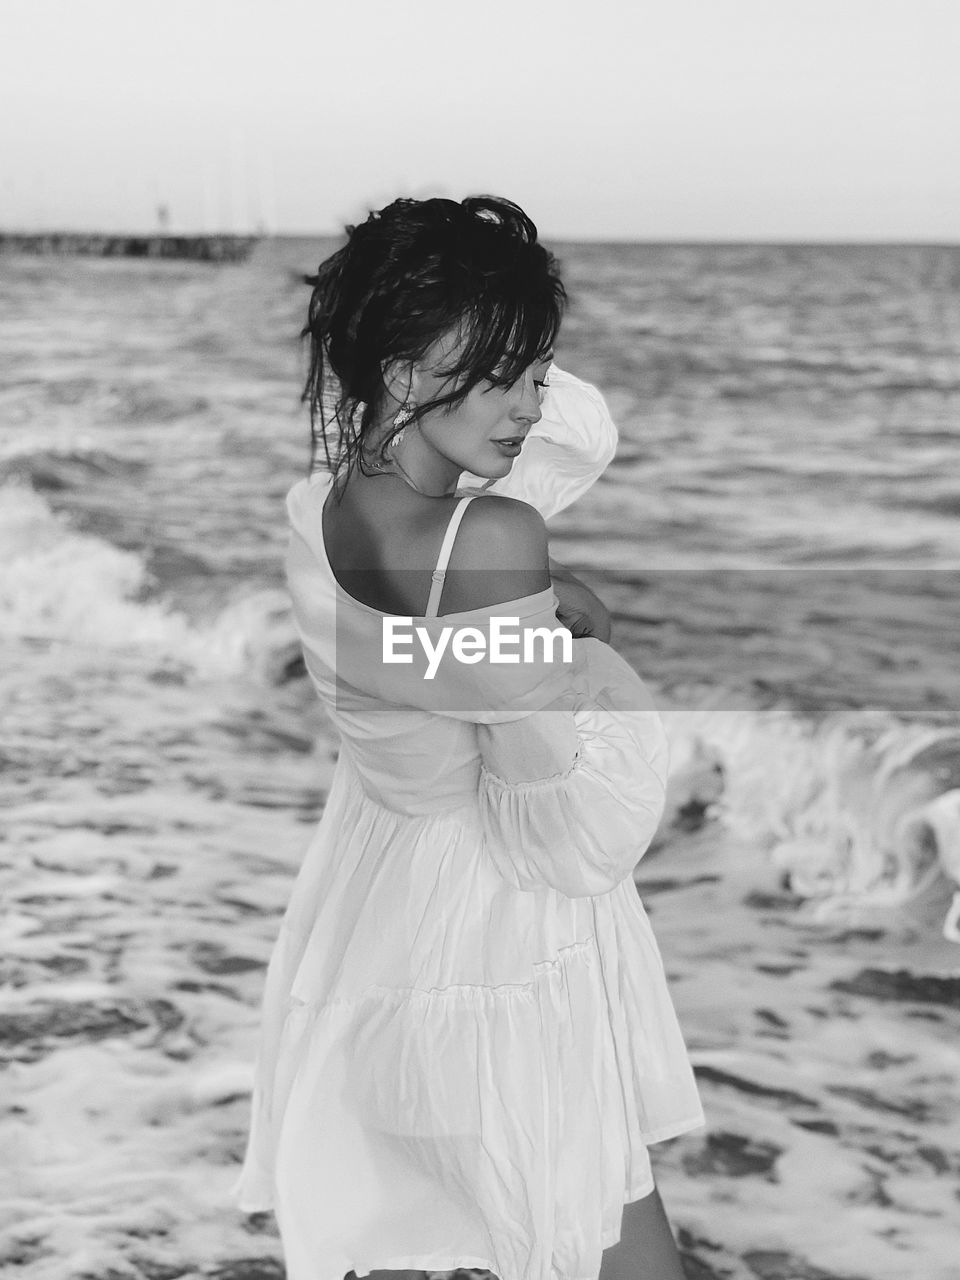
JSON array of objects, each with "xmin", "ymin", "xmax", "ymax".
[{"xmin": 300, "ymin": 194, "xmax": 566, "ymax": 479}]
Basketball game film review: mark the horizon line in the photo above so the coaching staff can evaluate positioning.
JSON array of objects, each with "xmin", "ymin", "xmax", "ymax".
[{"xmin": 2, "ymin": 226, "xmax": 959, "ymax": 249}]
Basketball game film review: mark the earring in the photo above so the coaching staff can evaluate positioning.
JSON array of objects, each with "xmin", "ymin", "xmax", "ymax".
[{"xmin": 391, "ymin": 401, "xmax": 414, "ymax": 447}]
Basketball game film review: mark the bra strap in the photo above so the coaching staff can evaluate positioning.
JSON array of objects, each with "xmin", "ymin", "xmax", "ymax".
[{"xmin": 425, "ymin": 495, "xmax": 476, "ymax": 618}]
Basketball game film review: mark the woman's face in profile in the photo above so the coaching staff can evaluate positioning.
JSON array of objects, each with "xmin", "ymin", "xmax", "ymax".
[{"xmin": 411, "ymin": 330, "xmax": 553, "ymax": 479}]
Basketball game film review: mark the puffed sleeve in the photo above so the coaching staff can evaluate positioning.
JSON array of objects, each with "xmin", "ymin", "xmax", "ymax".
[
  {"xmin": 476, "ymin": 638, "xmax": 670, "ymax": 899},
  {"xmin": 457, "ymin": 364, "xmax": 618, "ymax": 519}
]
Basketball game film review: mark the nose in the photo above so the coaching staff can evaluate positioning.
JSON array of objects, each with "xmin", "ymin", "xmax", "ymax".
[{"xmin": 514, "ymin": 371, "xmax": 543, "ymax": 426}]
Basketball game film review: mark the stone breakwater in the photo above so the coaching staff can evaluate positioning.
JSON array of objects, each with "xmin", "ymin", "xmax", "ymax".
[{"xmin": 0, "ymin": 232, "xmax": 259, "ymax": 261}]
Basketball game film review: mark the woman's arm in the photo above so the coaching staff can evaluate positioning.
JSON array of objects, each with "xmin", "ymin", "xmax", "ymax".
[
  {"xmin": 425, "ymin": 497, "xmax": 668, "ymax": 899},
  {"xmin": 476, "ymin": 640, "xmax": 670, "ymax": 897},
  {"xmin": 443, "ymin": 499, "xmax": 610, "ymax": 643},
  {"xmin": 549, "ymin": 556, "xmax": 612, "ymax": 643}
]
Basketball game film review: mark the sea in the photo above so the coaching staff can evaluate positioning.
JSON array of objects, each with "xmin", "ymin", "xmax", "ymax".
[
  {"xmin": 5, "ymin": 238, "xmax": 960, "ymax": 1280},
  {"xmin": 3, "ymin": 237, "xmax": 960, "ymax": 934}
]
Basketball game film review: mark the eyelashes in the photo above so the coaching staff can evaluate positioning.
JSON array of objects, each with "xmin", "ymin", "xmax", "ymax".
[{"xmin": 485, "ymin": 376, "xmax": 551, "ymax": 398}]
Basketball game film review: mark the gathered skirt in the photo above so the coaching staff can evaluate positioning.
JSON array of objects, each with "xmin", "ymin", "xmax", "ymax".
[{"xmin": 229, "ymin": 751, "xmax": 706, "ymax": 1280}]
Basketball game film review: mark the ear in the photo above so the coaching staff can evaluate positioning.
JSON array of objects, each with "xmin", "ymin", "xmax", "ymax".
[{"xmin": 381, "ymin": 359, "xmax": 418, "ymax": 406}]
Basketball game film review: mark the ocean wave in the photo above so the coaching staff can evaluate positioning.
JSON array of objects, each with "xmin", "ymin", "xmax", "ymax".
[
  {"xmin": 0, "ymin": 443, "xmax": 147, "ymax": 492},
  {"xmin": 8, "ymin": 477, "xmax": 958, "ymax": 939},
  {"xmin": 0, "ymin": 484, "xmax": 299, "ymax": 682},
  {"xmin": 663, "ymin": 703, "xmax": 960, "ymax": 943},
  {"xmin": 898, "ymin": 492, "xmax": 960, "ymax": 519}
]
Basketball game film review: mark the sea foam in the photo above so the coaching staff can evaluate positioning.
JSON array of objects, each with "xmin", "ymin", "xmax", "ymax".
[
  {"xmin": 663, "ymin": 703, "xmax": 960, "ymax": 941},
  {"xmin": 0, "ymin": 483, "xmax": 297, "ymax": 682}
]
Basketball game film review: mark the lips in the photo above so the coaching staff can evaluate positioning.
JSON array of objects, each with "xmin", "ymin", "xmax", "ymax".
[{"xmin": 493, "ymin": 439, "xmax": 523, "ymax": 456}]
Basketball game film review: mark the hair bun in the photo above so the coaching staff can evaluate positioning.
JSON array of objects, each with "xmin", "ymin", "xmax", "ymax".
[{"xmin": 300, "ymin": 192, "xmax": 564, "ymax": 480}]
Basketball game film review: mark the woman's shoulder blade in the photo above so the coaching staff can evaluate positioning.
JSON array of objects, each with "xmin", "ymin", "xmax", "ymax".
[{"xmin": 288, "ymin": 471, "xmax": 551, "ymax": 617}]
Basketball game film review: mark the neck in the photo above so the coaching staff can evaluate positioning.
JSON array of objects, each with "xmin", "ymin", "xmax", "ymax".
[
  {"xmin": 398, "ymin": 430, "xmax": 462, "ymax": 492},
  {"xmin": 365, "ymin": 424, "xmax": 462, "ymax": 497}
]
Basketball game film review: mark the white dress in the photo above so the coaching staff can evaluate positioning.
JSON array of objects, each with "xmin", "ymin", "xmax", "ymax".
[{"xmin": 229, "ymin": 366, "xmax": 706, "ymax": 1280}]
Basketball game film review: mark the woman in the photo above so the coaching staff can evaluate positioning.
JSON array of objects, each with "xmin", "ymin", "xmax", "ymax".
[{"xmin": 230, "ymin": 196, "xmax": 705, "ymax": 1280}]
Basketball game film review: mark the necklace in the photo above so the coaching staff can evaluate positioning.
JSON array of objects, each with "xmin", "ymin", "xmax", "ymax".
[{"xmin": 369, "ymin": 450, "xmax": 457, "ymax": 499}]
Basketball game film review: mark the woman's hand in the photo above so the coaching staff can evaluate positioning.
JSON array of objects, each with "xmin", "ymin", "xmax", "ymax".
[{"xmin": 550, "ymin": 559, "xmax": 612, "ymax": 643}]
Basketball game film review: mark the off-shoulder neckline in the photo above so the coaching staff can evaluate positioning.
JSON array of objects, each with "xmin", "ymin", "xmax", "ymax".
[{"xmin": 290, "ymin": 473, "xmax": 558, "ymax": 624}]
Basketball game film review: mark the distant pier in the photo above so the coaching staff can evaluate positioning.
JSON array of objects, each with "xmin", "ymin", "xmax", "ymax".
[{"xmin": 0, "ymin": 232, "xmax": 260, "ymax": 262}]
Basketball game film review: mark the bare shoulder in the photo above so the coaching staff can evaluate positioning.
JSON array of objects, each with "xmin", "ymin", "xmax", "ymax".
[
  {"xmin": 439, "ymin": 494, "xmax": 551, "ymax": 613},
  {"xmin": 453, "ymin": 494, "xmax": 549, "ymax": 570}
]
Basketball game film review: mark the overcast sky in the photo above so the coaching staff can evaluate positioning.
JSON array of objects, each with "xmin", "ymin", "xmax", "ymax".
[{"xmin": 1, "ymin": 0, "xmax": 957, "ymax": 241}]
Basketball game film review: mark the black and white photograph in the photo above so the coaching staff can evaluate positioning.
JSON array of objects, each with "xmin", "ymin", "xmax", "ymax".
[{"xmin": 2, "ymin": 3, "xmax": 958, "ymax": 1279}]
